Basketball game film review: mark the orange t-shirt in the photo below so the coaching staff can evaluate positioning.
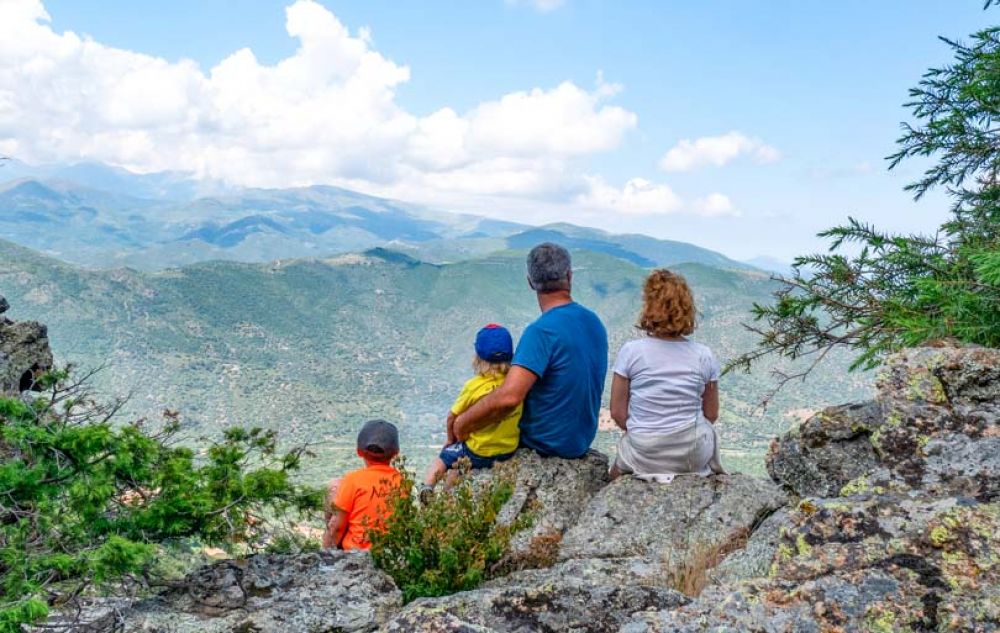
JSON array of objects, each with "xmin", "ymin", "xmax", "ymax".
[{"xmin": 332, "ymin": 463, "xmax": 402, "ymax": 551}]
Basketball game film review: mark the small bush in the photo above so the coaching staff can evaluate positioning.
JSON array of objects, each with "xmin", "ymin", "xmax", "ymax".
[
  {"xmin": 368, "ymin": 458, "xmax": 531, "ymax": 603},
  {"xmin": 0, "ymin": 369, "xmax": 323, "ymax": 632}
]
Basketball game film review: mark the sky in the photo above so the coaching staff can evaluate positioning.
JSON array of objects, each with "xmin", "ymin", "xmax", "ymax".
[{"xmin": 0, "ymin": 0, "xmax": 993, "ymax": 260}]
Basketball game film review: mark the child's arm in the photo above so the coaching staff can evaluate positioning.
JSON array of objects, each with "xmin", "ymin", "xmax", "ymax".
[
  {"xmin": 323, "ymin": 508, "xmax": 349, "ymax": 549},
  {"xmin": 445, "ymin": 411, "xmax": 458, "ymax": 446}
]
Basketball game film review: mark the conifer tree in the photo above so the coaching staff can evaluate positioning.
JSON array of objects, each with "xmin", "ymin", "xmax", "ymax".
[
  {"xmin": 0, "ymin": 369, "xmax": 322, "ymax": 632},
  {"xmin": 731, "ymin": 3, "xmax": 1000, "ymax": 384}
]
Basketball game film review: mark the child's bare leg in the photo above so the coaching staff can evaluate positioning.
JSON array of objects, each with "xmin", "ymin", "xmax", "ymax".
[
  {"xmin": 424, "ymin": 459, "xmax": 447, "ymax": 487},
  {"xmin": 324, "ymin": 478, "xmax": 341, "ymax": 524},
  {"xmin": 444, "ymin": 468, "xmax": 461, "ymax": 489}
]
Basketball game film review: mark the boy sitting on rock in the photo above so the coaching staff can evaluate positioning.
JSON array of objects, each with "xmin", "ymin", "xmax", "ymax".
[
  {"xmin": 421, "ymin": 324, "xmax": 522, "ymax": 500},
  {"xmin": 323, "ymin": 419, "xmax": 402, "ymax": 550}
]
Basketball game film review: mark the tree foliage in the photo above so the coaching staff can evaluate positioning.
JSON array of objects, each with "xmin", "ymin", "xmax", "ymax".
[
  {"xmin": 731, "ymin": 8, "xmax": 1000, "ymax": 384},
  {"xmin": 368, "ymin": 460, "xmax": 531, "ymax": 603},
  {"xmin": 0, "ymin": 369, "xmax": 322, "ymax": 632}
]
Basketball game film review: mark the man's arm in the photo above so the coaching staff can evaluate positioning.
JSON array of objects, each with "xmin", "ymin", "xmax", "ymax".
[
  {"xmin": 323, "ymin": 508, "xmax": 348, "ymax": 549},
  {"xmin": 610, "ymin": 373, "xmax": 630, "ymax": 431},
  {"xmin": 453, "ymin": 366, "xmax": 537, "ymax": 441}
]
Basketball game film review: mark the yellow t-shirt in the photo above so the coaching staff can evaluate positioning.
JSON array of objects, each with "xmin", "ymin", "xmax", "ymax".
[{"xmin": 451, "ymin": 373, "xmax": 522, "ymax": 457}]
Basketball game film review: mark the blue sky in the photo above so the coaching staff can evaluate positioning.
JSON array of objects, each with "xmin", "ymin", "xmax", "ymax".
[{"xmin": 4, "ymin": 1, "xmax": 994, "ymax": 260}]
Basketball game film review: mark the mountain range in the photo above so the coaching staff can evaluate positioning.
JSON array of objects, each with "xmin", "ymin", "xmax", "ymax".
[
  {"xmin": 0, "ymin": 159, "xmax": 758, "ymax": 272},
  {"xmin": 0, "ymin": 161, "xmax": 857, "ymax": 480}
]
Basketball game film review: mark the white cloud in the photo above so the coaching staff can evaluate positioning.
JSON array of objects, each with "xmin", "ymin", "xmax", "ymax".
[
  {"xmin": 505, "ymin": 0, "xmax": 566, "ymax": 12},
  {"xmin": 0, "ymin": 0, "xmax": 747, "ymax": 227},
  {"xmin": 577, "ymin": 177, "xmax": 683, "ymax": 215},
  {"xmin": 694, "ymin": 193, "xmax": 740, "ymax": 217},
  {"xmin": 659, "ymin": 131, "xmax": 780, "ymax": 172},
  {"xmin": 0, "ymin": 0, "xmax": 630, "ymax": 200}
]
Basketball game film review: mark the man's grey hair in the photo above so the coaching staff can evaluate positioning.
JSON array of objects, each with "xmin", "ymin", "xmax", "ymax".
[{"xmin": 527, "ymin": 242, "xmax": 572, "ymax": 293}]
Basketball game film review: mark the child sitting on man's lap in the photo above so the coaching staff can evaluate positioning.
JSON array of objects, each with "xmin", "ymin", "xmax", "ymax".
[{"xmin": 421, "ymin": 324, "xmax": 522, "ymax": 497}]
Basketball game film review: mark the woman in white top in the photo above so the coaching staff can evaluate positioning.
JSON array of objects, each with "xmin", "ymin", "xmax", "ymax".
[{"xmin": 609, "ymin": 269, "xmax": 724, "ymax": 480}]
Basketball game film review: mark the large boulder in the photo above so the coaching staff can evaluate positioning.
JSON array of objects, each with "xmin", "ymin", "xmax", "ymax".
[
  {"xmin": 625, "ymin": 496, "xmax": 1000, "ymax": 632},
  {"xmin": 0, "ymin": 301, "xmax": 53, "ymax": 394},
  {"xmin": 382, "ymin": 558, "xmax": 688, "ymax": 632},
  {"xmin": 628, "ymin": 346, "xmax": 1000, "ymax": 632},
  {"xmin": 122, "ymin": 551, "xmax": 401, "ymax": 633},
  {"xmin": 558, "ymin": 474, "xmax": 786, "ymax": 570},
  {"xmin": 768, "ymin": 346, "xmax": 1000, "ymax": 502},
  {"xmin": 485, "ymin": 448, "xmax": 610, "ymax": 568},
  {"xmin": 765, "ymin": 401, "xmax": 882, "ymax": 498}
]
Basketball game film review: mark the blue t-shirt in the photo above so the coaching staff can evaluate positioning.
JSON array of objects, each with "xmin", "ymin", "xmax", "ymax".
[{"xmin": 512, "ymin": 302, "xmax": 608, "ymax": 458}]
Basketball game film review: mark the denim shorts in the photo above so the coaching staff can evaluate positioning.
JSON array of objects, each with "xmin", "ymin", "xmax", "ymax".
[{"xmin": 439, "ymin": 442, "xmax": 516, "ymax": 470}]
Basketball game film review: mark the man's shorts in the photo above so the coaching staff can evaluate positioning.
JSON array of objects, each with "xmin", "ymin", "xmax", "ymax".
[{"xmin": 439, "ymin": 442, "xmax": 516, "ymax": 470}]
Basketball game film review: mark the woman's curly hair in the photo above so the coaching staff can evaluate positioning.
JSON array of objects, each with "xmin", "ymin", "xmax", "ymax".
[{"xmin": 637, "ymin": 269, "xmax": 696, "ymax": 338}]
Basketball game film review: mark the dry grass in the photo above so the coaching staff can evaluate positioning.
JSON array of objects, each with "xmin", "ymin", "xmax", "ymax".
[
  {"xmin": 662, "ymin": 528, "xmax": 750, "ymax": 597},
  {"xmin": 490, "ymin": 529, "xmax": 563, "ymax": 577}
]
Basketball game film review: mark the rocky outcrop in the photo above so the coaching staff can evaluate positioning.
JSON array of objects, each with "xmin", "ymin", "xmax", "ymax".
[
  {"xmin": 41, "ymin": 343, "xmax": 1000, "ymax": 632},
  {"xmin": 0, "ymin": 295, "xmax": 53, "ymax": 394},
  {"xmin": 768, "ymin": 346, "xmax": 999, "ymax": 502},
  {"xmin": 124, "ymin": 551, "xmax": 401, "ymax": 633},
  {"xmin": 631, "ymin": 346, "xmax": 1000, "ymax": 632},
  {"xmin": 765, "ymin": 401, "xmax": 882, "ymax": 498},
  {"xmin": 487, "ymin": 448, "xmax": 610, "ymax": 568},
  {"xmin": 559, "ymin": 473, "xmax": 785, "ymax": 564},
  {"xmin": 383, "ymin": 559, "xmax": 688, "ymax": 632}
]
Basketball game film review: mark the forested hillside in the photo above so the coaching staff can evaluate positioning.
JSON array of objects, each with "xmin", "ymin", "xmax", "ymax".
[{"xmin": 0, "ymin": 239, "xmax": 869, "ymax": 479}]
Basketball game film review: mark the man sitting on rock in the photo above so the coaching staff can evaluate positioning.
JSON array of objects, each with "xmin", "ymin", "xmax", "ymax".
[{"xmin": 454, "ymin": 243, "xmax": 608, "ymax": 459}]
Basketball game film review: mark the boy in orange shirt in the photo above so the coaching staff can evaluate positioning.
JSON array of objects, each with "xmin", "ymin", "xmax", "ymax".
[{"xmin": 323, "ymin": 419, "xmax": 402, "ymax": 551}]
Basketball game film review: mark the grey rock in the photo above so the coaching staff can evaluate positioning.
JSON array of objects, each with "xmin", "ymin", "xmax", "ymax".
[
  {"xmin": 707, "ymin": 508, "xmax": 791, "ymax": 586},
  {"xmin": 484, "ymin": 557, "xmax": 667, "ymax": 590},
  {"xmin": 483, "ymin": 448, "xmax": 610, "ymax": 569},
  {"xmin": 621, "ymin": 571, "xmax": 904, "ymax": 633},
  {"xmin": 0, "ymin": 295, "xmax": 8, "ymax": 315},
  {"xmin": 383, "ymin": 558, "xmax": 688, "ymax": 632},
  {"xmin": 766, "ymin": 401, "xmax": 881, "ymax": 498},
  {"xmin": 0, "ymin": 317, "xmax": 53, "ymax": 394},
  {"xmin": 27, "ymin": 599, "xmax": 131, "ymax": 633},
  {"xmin": 123, "ymin": 551, "xmax": 401, "ymax": 633},
  {"xmin": 558, "ymin": 474, "xmax": 786, "ymax": 568},
  {"xmin": 767, "ymin": 346, "xmax": 1000, "ymax": 502}
]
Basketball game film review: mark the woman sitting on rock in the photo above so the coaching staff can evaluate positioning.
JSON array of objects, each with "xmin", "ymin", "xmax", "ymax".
[{"xmin": 609, "ymin": 269, "xmax": 724, "ymax": 481}]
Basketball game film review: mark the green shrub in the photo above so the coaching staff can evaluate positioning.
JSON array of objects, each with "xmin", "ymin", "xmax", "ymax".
[
  {"xmin": 368, "ymin": 459, "xmax": 531, "ymax": 603},
  {"xmin": 0, "ymin": 369, "xmax": 323, "ymax": 632}
]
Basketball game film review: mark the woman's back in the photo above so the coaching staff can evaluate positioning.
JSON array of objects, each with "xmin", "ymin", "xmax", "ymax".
[{"xmin": 613, "ymin": 337, "xmax": 719, "ymax": 434}]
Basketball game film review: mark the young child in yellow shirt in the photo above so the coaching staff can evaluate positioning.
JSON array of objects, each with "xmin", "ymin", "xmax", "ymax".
[{"xmin": 422, "ymin": 324, "xmax": 522, "ymax": 494}]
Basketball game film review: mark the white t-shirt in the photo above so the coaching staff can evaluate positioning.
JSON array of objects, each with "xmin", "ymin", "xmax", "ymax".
[{"xmin": 612, "ymin": 337, "xmax": 720, "ymax": 434}]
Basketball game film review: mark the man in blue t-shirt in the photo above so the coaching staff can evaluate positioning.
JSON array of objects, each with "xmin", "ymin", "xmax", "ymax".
[{"xmin": 454, "ymin": 243, "xmax": 608, "ymax": 458}]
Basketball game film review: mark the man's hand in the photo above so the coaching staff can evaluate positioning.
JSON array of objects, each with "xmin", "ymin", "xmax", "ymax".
[{"xmin": 454, "ymin": 366, "xmax": 537, "ymax": 441}]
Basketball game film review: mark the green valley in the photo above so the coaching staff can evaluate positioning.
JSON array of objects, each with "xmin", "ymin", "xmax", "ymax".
[{"xmin": 0, "ymin": 238, "xmax": 869, "ymax": 481}]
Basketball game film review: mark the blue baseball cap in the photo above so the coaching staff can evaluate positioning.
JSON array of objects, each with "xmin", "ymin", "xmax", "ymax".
[{"xmin": 475, "ymin": 323, "xmax": 513, "ymax": 363}]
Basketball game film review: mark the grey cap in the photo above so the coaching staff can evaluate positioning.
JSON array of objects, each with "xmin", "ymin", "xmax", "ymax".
[{"xmin": 357, "ymin": 419, "xmax": 400, "ymax": 456}]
